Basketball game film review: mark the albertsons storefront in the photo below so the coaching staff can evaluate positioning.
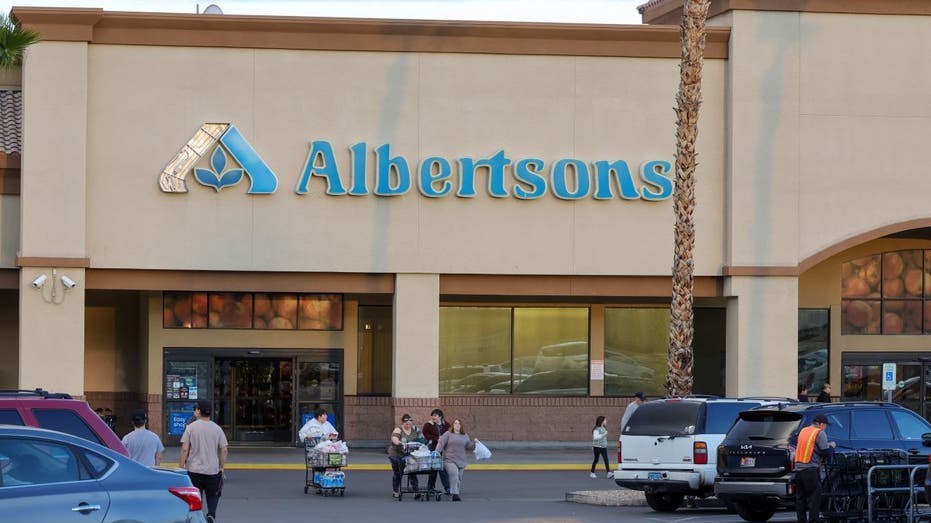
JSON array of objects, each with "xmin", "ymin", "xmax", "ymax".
[{"xmin": 2, "ymin": 1, "xmax": 930, "ymax": 442}]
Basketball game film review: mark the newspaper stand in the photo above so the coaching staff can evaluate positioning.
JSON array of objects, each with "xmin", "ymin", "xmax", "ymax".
[
  {"xmin": 304, "ymin": 437, "xmax": 348, "ymax": 497},
  {"xmin": 397, "ymin": 442, "xmax": 443, "ymax": 502}
]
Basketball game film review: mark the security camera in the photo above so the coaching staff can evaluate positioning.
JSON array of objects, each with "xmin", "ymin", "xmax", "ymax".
[
  {"xmin": 30, "ymin": 274, "xmax": 48, "ymax": 289},
  {"xmin": 60, "ymin": 275, "xmax": 77, "ymax": 289}
]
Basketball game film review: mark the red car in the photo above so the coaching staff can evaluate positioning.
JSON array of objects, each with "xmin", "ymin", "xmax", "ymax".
[{"xmin": 0, "ymin": 389, "xmax": 129, "ymax": 456}]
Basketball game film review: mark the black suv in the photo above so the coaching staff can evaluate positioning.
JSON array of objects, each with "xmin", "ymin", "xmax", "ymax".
[{"xmin": 715, "ymin": 402, "xmax": 931, "ymax": 522}]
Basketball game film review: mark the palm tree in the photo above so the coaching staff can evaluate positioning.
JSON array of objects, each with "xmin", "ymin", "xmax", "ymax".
[
  {"xmin": 665, "ymin": 0, "xmax": 710, "ymax": 398},
  {"xmin": 0, "ymin": 13, "xmax": 39, "ymax": 70}
]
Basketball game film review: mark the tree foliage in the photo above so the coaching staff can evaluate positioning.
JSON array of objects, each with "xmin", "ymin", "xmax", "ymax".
[{"xmin": 0, "ymin": 13, "xmax": 39, "ymax": 70}]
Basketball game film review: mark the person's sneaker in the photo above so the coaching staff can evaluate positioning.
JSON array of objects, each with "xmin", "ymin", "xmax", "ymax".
[
  {"xmin": 606, "ymin": 472, "xmax": 614, "ymax": 478},
  {"xmin": 444, "ymin": 490, "xmax": 451, "ymax": 495},
  {"xmin": 589, "ymin": 472, "xmax": 596, "ymax": 478},
  {"xmin": 452, "ymin": 495, "xmax": 461, "ymax": 501},
  {"xmin": 206, "ymin": 517, "xmax": 215, "ymax": 523}
]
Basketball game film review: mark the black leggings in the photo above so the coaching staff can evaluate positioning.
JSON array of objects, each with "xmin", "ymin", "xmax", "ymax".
[{"xmin": 591, "ymin": 447, "xmax": 610, "ymax": 473}]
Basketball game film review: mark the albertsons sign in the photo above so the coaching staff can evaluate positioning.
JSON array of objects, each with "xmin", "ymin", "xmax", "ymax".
[{"xmin": 159, "ymin": 123, "xmax": 673, "ymax": 201}]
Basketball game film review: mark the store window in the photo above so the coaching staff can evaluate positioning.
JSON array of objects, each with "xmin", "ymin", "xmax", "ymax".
[
  {"xmin": 842, "ymin": 364, "xmax": 882, "ymax": 401},
  {"xmin": 841, "ymin": 250, "xmax": 930, "ymax": 335},
  {"xmin": 357, "ymin": 306, "xmax": 393, "ymax": 395},
  {"xmin": 439, "ymin": 307, "xmax": 588, "ymax": 395},
  {"xmin": 163, "ymin": 292, "xmax": 343, "ymax": 330},
  {"xmin": 604, "ymin": 308, "xmax": 667, "ymax": 397},
  {"xmin": 798, "ymin": 309, "xmax": 829, "ymax": 393}
]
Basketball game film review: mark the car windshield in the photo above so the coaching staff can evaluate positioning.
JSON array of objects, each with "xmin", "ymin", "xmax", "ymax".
[
  {"xmin": 624, "ymin": 401, "xmax": 702, "ymax": 436},
  {"xmin": 724, "ymin": 411, "xmax": 802, "ymax": 443}
]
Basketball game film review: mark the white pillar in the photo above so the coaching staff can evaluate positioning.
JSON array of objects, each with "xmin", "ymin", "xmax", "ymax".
[
  {"xmin": 19, "ymin": 41, "xmax": 89, "ymax": 396},
  {"xmin": 392, "ymin": 273, "xmax": 439, "ymax": 398},
  {"xmin": 725, "ymin": 275, "xmax": 798, "ymax": 398}
]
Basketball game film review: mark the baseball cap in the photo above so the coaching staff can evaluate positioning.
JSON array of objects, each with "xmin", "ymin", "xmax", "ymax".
[
  {"xmin": 813, "ymin": 414, "xmax": 830, "ymax": 425},
  {"xmin": 634, "ymin": 391, "xmax": 645, "ymax": 400}
]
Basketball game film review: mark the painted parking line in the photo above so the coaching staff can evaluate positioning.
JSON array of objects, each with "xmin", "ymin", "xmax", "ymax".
[{"xmin": 161, "ymin": 462, "xmax": 593, "ymax": 471}]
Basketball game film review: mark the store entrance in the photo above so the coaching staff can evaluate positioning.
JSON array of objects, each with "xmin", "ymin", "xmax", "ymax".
[
  {"xmin": 214, "ymin": 358, "xmax": 293, "ymax": 443},
  {"xmin": 163, "ymin": 348, "xmax": 343, "ymax": 446},
  {"xmin": 842, "ymin": 352, "xmax": 931, "ymax": 420}
]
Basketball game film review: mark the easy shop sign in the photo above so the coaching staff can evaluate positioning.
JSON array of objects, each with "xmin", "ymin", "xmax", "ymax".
[{"xmin": 158, "ymin": 123, "xmax": 674, "ymax": 201}]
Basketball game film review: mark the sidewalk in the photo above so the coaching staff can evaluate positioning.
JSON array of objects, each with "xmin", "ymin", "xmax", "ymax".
[{"xmin": 161, "ymin": 442, "xmax": 597, "ymax": 471}]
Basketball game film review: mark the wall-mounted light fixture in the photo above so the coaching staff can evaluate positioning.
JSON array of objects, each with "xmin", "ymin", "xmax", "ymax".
[{"xmin": 30, "ymin": 269, "xmax": 77, "ymax": 304}]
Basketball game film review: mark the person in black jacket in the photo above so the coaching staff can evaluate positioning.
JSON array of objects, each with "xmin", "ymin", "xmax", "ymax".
[
  {"xmin": 421, "ymin": 408, "xmax": 451, "ymax": 495},
  {"xmin": 816, "ymin": 383, "xmax": 832, "ymax": 403},
  {"xmin": 798, "ymin": 385, "xmax": 809, "ymax": 403}
]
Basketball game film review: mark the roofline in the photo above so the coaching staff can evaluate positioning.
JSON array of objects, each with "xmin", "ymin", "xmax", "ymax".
[
  {"xmin": 11, "ymin": 6, "xmax": 730, "ymax": 59},
  {"xmin": 639, "ymin": 0, "xmax": 931, "ymax": 26}
]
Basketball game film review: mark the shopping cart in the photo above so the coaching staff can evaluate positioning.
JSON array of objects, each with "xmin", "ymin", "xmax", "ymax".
[
  {"xmin": 304, "ymin": 437, "xmax": 348, "ymax": 497},
  {"xmin": 397, "ymin": 443, "xmax": 444, "ymax": 502}
]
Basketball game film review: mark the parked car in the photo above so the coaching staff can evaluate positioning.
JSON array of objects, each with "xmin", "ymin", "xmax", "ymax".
[
  {"xmin": 0, "ymin": 425, "xmax": 205, "ymax": 522},
  {"xmin": 615, "ymin": 396, "xmax": 793, "ymax": 512},
  {"xmin": 715, "ymin": 402, "xmax": 931, "ymax": 522},
  {"xmin": 0, "ymin": 389, "xmax": 129, "ymax": 456}
]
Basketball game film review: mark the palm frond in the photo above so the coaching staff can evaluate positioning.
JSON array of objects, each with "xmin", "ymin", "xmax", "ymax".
[{"xmin": 0, "ymin": 13, "xmax": 40, "ymax": 69}]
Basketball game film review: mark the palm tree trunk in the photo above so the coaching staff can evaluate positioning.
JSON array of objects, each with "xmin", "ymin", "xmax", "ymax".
[{"xmin": 666, "ymin": 0, "xmax": 710, "ymax": 398}]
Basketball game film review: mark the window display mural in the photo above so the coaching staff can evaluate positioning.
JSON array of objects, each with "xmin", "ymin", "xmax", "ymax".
[
  {"xmin": 163, "ymin": 292, "xmax": 343, "ymax": 330},
  {"xmin": 841, "ymin": 250, "xmax": 931, "ymax": 334}
]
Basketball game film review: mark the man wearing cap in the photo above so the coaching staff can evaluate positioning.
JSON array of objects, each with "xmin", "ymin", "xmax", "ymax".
[
  {"xmin": 180, "ymin": 401, "xmax": 228, "ymax": 523},
  {"xmin": 121, "ymin": 409, "xmax": 164, "ymax": 467},
  {"xmin": 620, "ymin": 392, "xmax": 645, "ymax": 435},
  {"xmin": 795, "ymin": 414, "xmax": 836, "ymax": 523}
]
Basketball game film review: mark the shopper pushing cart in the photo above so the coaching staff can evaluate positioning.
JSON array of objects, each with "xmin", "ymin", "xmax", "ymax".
[
  {"xmin": 389, "ymin": 413, "xmax": 442, "ymax": 501},
  {"xmin": 300, "ymin": 408, "xmax": 348, "ymax": 496}
]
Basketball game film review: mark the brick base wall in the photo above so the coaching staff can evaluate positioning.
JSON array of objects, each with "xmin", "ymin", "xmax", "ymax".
[
  {"xmin": 345, "ymin": 395, "xmax": 637, "ymax": 442},
  {"xmin": 84, "ymin": 391, "xmax": 150, "ymax": 437}
]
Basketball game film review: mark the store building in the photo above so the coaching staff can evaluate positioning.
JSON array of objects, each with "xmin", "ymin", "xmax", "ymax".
[{"xmin": 2, "ymin": 1, "xmax": 931, "ymax": 443}]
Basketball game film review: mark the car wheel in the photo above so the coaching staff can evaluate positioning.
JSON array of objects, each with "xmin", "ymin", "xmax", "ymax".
[
  {"xmin": 733, "ymin": 500, "xmax": 776, "ymax": 522},
  {"xmin": 645, "ymin": 493, "xmax": 684, "ymax": 512}
]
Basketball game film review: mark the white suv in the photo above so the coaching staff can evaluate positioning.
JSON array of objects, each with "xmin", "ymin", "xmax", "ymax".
[{"xmin": 615, "ymin": 397, "xmax": 792, "ymax": 512}]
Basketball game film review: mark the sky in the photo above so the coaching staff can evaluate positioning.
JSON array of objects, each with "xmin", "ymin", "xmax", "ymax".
[{"xmin": 0, "ymin": 0, "xmax": 645, "ymax": 24}]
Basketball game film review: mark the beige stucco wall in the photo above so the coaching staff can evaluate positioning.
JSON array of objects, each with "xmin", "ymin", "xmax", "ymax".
[
  {"xmin": 144, "ymin": 293, "xmax": 358, "ymax": 396},
  {"xmin": 725, "ymin": 11, "xmax": 931, "ymax": 267},
  {"xmin": 81, "ymin": 45, "xmax": 726, "ymax": 277},
  {"xmin": 84, "ymin": 291, "xmax": 143, "ymax": 393},
  {"xmin": 393, "ymin": 274, "xmax": 439, "ymax": 398},
  {"xmin": 0, "ymin": 196, "xmax": 19, "ymax": 268}
]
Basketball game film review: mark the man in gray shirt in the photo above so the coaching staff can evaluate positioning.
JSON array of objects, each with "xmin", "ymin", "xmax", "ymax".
[
  {"xmin": 795, "ymin": 414, "xmax": 836, "ymax": 523},
  {"xmin": 121, "ymin": 410, "xmax": 164, "ymax": 467},
  {"xmin": 181, "ymin": 401, "xmax": 228, "ymax": 523}
]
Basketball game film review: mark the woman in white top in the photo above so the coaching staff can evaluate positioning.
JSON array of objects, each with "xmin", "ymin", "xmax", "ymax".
[{"xmin": 299, "ymin": 408, "xmax": 338, "ymax": 442}]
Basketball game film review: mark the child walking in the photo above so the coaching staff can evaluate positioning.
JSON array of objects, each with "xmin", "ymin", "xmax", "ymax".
[{"xmin": 590, "ymin": 415, "xmax": 613, "ymax": 478}]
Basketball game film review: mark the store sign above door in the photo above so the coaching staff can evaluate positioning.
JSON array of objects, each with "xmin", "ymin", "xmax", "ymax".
[{"xmin": 158, "ymin": 123, "xmax": 673, "ymax": 201}]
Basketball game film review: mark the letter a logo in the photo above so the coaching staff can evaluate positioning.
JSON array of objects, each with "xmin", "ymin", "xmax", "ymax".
[{"xmin": 159, "ymin": 123, "xmax": 278, "ymax": 194}]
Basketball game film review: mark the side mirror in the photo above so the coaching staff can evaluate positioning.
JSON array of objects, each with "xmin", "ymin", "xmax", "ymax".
[{"xmin": 921, "ymin": 432, "xmax": 931, "ymax": 447}]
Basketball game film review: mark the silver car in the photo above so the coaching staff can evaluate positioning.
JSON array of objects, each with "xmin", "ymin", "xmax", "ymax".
[{"xmin": 0, "ymin": 424, "xmax": 206, "ymax": 523}]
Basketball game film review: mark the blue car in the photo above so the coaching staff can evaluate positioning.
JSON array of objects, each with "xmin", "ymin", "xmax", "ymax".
[{"xmin": 0, "ymin": 425, "xmax": 206, "ymax": 523}]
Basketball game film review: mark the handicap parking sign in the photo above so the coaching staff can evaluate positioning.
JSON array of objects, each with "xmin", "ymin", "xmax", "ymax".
[{"xmin": 882, "ymin": 363, "xmax": 896, "ymax": 391}]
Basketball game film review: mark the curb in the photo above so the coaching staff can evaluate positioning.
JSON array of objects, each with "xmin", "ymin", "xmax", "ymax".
[
  {"xmin": 161, "ymin": 462, "xmax": 593, "ymax": 471},
  {"xmin": 565, "ymin": 490, "xmax": 646, "ymax": 507}
]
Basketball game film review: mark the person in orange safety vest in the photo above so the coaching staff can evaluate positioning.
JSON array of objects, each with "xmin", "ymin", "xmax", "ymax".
[{"xmin": 795, "ymin": 414, "xmax": 836, "ymax": 523}]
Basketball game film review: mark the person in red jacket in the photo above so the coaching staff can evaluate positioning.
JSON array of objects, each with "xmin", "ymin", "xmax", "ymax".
[{"xmin": 421, "ymin": 408, "xmax": 451, "ymax": 495}]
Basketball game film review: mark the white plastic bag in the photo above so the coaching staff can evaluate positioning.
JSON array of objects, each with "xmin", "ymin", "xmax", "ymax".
[{"xmin": 474, "ymin": 439, "xmax": 492, "ymax": 460}]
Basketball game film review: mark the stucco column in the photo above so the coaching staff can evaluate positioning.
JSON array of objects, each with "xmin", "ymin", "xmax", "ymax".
[
  {"xmin": 725, "ymin": 276, "xmax": 798, "ymax": 398},
  {"xmin": 19, "ymin": 41, "xmax": 89, "ymax": 396},
  {"xmin": 392, "ymin": 274, "xmax": 439, "ymax": 422}
]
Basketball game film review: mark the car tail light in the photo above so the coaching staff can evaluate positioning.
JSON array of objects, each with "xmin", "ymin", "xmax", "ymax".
[
  {"xmin": 617, "ymin": 440, "xmax": 622, "ymax": 463},
  {"xmin": 776, "ymin": 444, "xmax": 796, "ymax": 470},
  {"xmin": 694, "ymin": 441, "xmax": 708, "ymax": 465},
  {"xmin": 169, "ymin": 486, "xmax": 203, "ymax": 511}
]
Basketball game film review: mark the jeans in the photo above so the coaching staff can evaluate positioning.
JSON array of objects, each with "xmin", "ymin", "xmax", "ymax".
[
  {"xmin": 189, "ymin": 471, "xmax": 222, "ymax": 518},
  {"xmin": 591, "ymin": 447, "xmax": 610, "ymax": 473},
  {"xmin": 427, "ymin": 468, "xmax": 450, "ymax": 493},
  {"xmin": 389, "ymin": 456, "xmax": 418, "ymax": 493}
]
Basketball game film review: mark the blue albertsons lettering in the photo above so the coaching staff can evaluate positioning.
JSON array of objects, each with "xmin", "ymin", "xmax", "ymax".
[{"xmin": 295, "ymin": 140, "xmax": 672, "ymax": 201}]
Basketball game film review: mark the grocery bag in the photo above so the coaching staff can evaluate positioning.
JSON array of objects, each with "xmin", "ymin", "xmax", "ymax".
[{"xmin": 474, "ymin": 440, "xmax": 492, "ymax": 460}]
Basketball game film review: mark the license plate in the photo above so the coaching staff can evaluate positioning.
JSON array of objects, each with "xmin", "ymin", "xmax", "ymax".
[
  {"xmin": 739, "ymin": 457, "xmax": 756, "ymax": 467},
  {"xmin": 648, "ymin": 472, "xmax": 662, "ymax": 481}
]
